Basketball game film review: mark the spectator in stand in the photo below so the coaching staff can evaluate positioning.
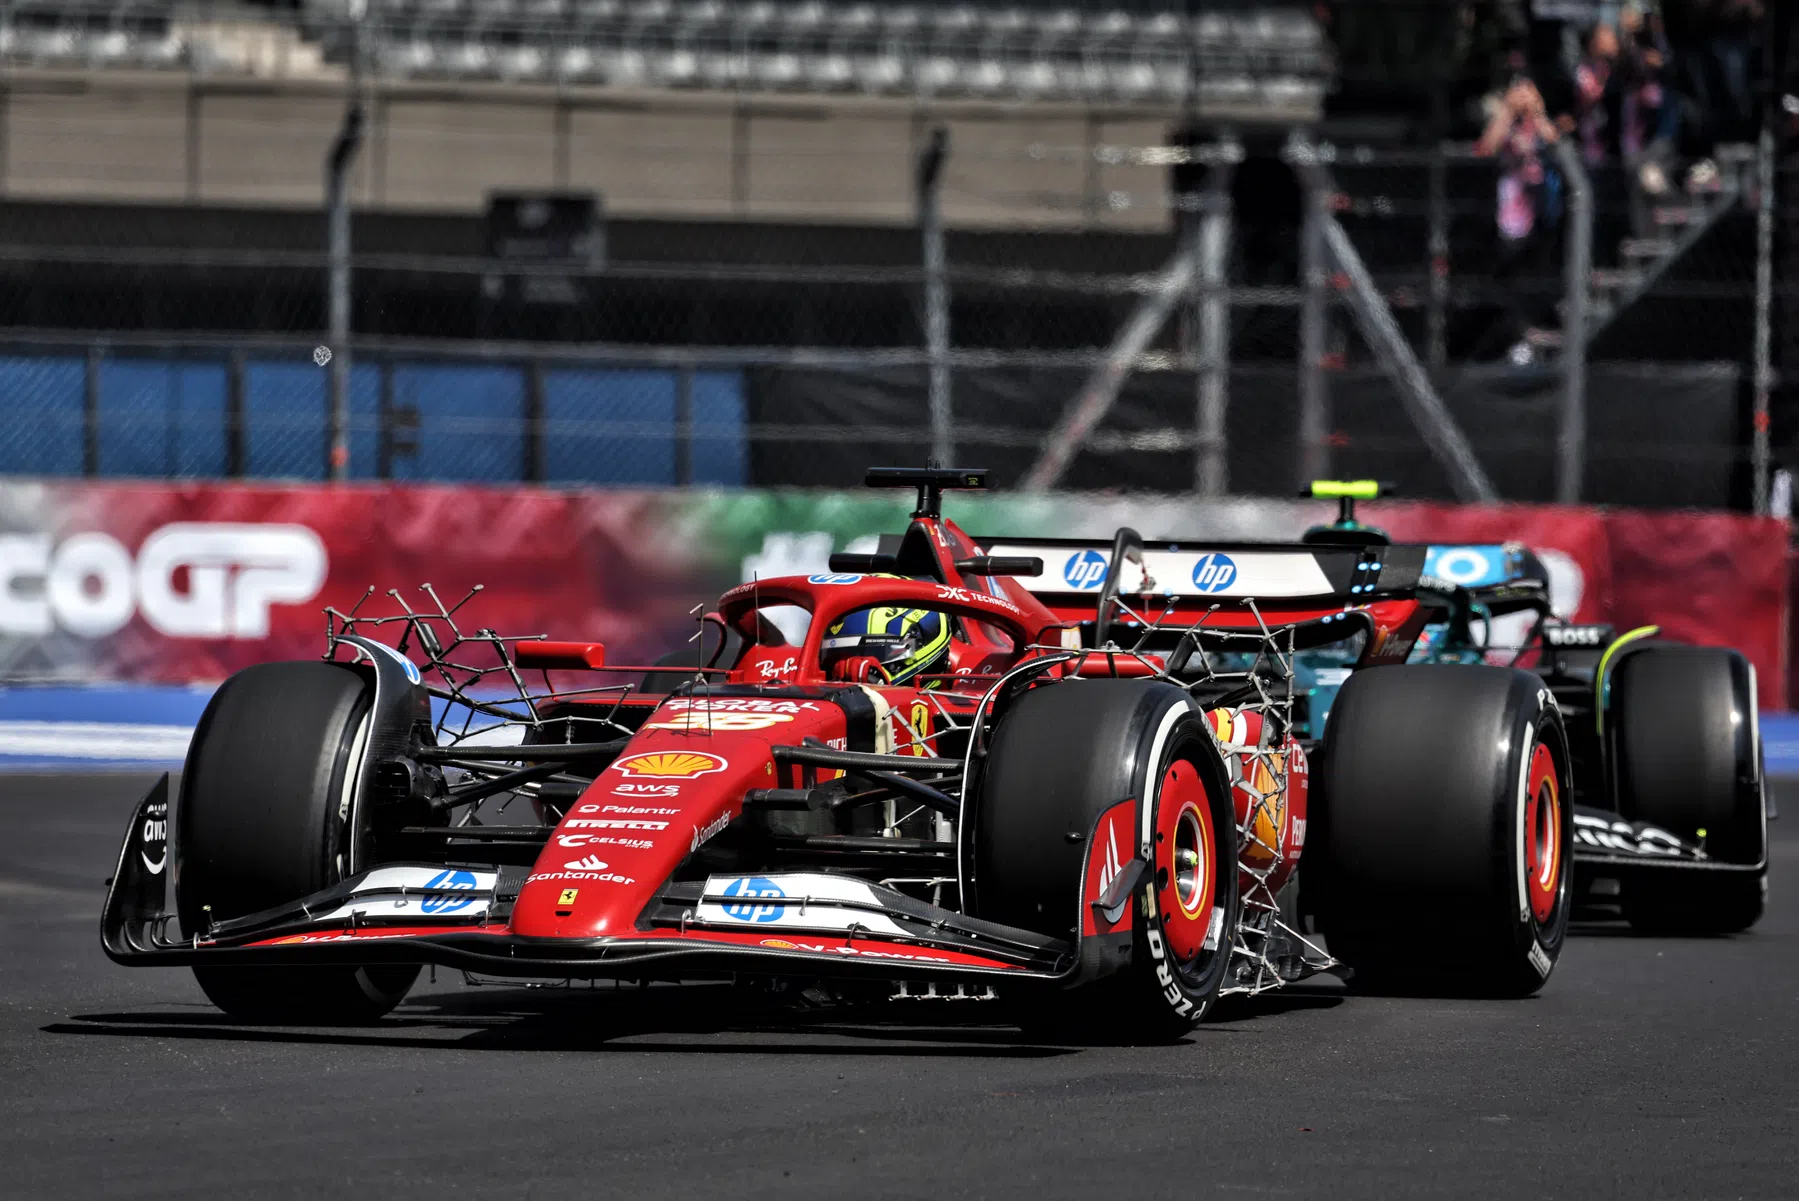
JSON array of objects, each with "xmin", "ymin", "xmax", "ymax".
[
  {"xmin": 1476, "ymin": 72, "xmax": 1565, "ymax": 362},
  {"xmin": 1617, "ymin": 3, "xmax": 1679, "ymax": 233},
  {"xmin": 1573, "ymin": 23, "xmax": 1619, "ymax": 169}
]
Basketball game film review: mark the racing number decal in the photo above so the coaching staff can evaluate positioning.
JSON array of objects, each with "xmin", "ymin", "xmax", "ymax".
[{"xmin": 647, "ymin": 711, "xmax": 796, "ymax": 732}]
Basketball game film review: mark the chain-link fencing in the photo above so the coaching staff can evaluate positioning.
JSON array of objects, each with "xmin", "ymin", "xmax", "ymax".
[{"xmin": 0, "ymin": 1, "xmax": 1784, "ymax": 507}]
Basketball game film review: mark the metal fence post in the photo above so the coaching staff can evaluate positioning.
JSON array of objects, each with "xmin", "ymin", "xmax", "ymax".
[
  {"xmin": 525, "ymin": 358, "xmax": 546, "ymax": 484},
  {"xmin": 1753, "ymin": 123, "xmax": 1775, "ymax": 515},
  {"xmin": 226, "ymin": 349, "xmax": 246, "ymax": 478},
  {"xmin": 918, "ymin": 126, "xmax": 951, "ymax": 467},
  {"xmin": 83, "ymin": 344, "xmax": 101, "ymax": 477},
  {"xmin": 1196, "ymin": 149, "xmax": 1235, "ymax": 496},
  {"xmin": 676, "ymin": 361, "xmax": 695, "ymax": 487},
  {"xmin": 376, "ymin": 356, "xmax": 393, "ymax": 480},
  {"xmin": 325, "ymin": 2, "xmax": 367, "ymax": 483},
  {"xmin": 1553, "ymin": 140, "xmax": 1591, "ymax": 505},
  {"xmin": 1298, "ymin": 155, "xmax": 1330, "ymax": 488}
]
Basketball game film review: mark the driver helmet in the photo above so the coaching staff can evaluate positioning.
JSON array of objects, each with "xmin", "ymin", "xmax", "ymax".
[{"xmin": 820, "ymin": 604, "xmax": 953, "ymax": 686}]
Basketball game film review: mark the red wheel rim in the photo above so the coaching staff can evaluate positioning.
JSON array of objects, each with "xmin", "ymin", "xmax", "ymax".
[
  {"xmin": 1156, "ymin": 759, "xmax": 1216, "ymax": 963},
  {"xmin": 1523, "ymin": 741, "xmax": 1561, "ymax": 924}
]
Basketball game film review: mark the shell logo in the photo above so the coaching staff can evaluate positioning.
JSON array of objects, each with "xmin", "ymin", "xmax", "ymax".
[
  {"xmin": 761, "ymin": 939, "xmax": 800, "ymax": 950},
  {"xmin": 614, "ymin": 751, "xmax": 729, "ymax": 779}
]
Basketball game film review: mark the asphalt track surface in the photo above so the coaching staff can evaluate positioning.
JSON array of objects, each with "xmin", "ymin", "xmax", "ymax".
[{"xmin": 3, "ymin": 774, "xmax": 1796, "ymax": 1200}]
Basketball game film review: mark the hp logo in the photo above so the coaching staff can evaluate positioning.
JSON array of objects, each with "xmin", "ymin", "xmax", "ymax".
[
  {"xmin": 720, "ymin": 876, "xmax": 788, "ymax": 923},
  {"xmin": 421, "ymin": 869, "xmax": 479, "ymax": 914},
  {"xmin": 1191, "ymin": 553, "xmax": 1238, "ymax": 594},
  {"xmin": 1063, "ymin": 550, "xmax": 1109, "ymax": 591}
]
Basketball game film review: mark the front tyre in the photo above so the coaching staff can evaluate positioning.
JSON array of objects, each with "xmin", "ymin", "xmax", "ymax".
[
  {"xmin": 976, "ymin": 680, "xmax": 1238, "ymax": 1043},
  {"xmin": 177, "ymin": 661, "xmax": 419, "ymax": 1023},
  {"xmin": 1315, "ymin": 665, "xmax": 1572, "ymax": 997},
  {"xmin": 1611, "ymin": 646, "xmax": 1768, "ymax": 935}
]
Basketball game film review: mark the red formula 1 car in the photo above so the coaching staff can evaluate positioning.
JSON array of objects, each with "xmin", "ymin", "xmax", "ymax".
[{"xmin": 104, "ymin": 468, "xmax": 1573, "ymax": 1038}]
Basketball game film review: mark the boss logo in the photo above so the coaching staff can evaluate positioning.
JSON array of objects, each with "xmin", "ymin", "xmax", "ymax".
[{"xmin": 1545, "ymin": 625, "xmax": 1610, "ymax": 648}]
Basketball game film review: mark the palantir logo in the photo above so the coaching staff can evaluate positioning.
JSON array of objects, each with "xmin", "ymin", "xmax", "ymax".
[
  {"xmin": 1064, "ymin": 549, "xmax": 1109, "ymax": 591},
  {"xmin": 0, "ymin": 522, "xmax": 327, "ymax": 639},
  {"xmin": 720, "ymin": 876, "xmax": 787, "ymax": 923},
  {"xmin": 1191, "ymin": 553, "xmax": 1238, "ymax": 594},
  {"xmin": 421, "ymin": 869, "xmax": 478, "ymax": 914}
]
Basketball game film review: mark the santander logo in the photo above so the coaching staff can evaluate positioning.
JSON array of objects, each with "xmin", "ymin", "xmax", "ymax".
[{"xmin": 0, "ymin": 523, "xmax": 326, "ymax": 639}]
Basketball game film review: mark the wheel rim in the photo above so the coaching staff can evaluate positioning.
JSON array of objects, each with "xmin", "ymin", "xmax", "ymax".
[
  {"xmin": 1156, "ymin": 758, "xmax": 1216, "ymax": 963},
  {"xmin": 1524, "ymin": 741, "xmax": 1561, "ymax": 924}
]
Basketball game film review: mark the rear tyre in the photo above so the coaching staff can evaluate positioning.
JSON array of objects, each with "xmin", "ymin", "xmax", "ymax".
[
  {"xmin": 977, "ymin": 680, "xmax": 1238, "ymax": 1043},
  {"xmin": 1611, "ymin": 646, "xmax": 1767, "ymax": 935},
  {"xmin": 177, "ymin": 661, "xmax": 418, "ymax": 1023},
  {"xmin": 1315, "ymin": 665, "xmax": 1571, "ymax": 997}
]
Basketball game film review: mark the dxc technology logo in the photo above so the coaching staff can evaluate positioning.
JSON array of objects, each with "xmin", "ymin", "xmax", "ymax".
[{"xmin": 1063, "ymin": 549, "xmax": 1109, "ymax": 591}]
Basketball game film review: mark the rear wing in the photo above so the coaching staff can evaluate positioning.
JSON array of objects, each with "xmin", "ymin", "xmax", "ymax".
[{"xmin": 976, "ymin": 538, "xmax": 1429, "ymax": 604}]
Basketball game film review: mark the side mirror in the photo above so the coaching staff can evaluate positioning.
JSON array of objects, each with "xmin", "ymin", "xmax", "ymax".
[
  {"xmin": 954, "ymin": 556, "xmax": 1043, "ymax": 577},
  {"xmin": 514, "ymin": 641, "xmax": 608, "ymax": 671},
  {"xmin": 1094, "ymin": 527, "xmax": 1152, "ymax": 649}
]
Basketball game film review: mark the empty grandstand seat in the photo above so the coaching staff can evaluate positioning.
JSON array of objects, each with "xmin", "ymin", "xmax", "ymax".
[{"xmin": 13, "ymin": 0, "xmax": 1326, "ymax": 107}]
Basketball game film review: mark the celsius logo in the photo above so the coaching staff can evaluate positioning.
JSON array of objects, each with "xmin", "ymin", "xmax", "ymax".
[
  {"xmin": 1191, "ymin": 553, "xmax": 1238, "ymax": 594},
  {"xmin": 720, "ymin": 876, "xmax": 787, "ymax": 923},
  {"xmin": 421, "ymin": 869, "xmax": 479, "ymax": 914},
  {"xmin": 1064, "ymin": 549, "xmax": 1109, "ymax": 591},
  {"xmin": 0, "ymin": 523, "xmax": 326, "ymax": 639}
]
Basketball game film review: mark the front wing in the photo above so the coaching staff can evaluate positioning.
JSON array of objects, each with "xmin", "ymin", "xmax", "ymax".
[
  {"xmin": 102, "ymin": 777, "xmax": 1075, "ymax": 986},
  {"xmin": 1570, "ymin": 804, "xmax": 1766, "ymax": 874}
]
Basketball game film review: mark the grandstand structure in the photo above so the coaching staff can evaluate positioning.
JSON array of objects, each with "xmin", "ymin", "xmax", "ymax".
[
  {"xmin": 4, "ymin": 0, "xmax": 1326, "ymax": 107},
  {"xmin": 0, "ymin": 0, "xmax": 1324, "ymax": 225},
  {"xmin": 0, "ymin": 0, "xmax": 1786, "ymax": 510}
]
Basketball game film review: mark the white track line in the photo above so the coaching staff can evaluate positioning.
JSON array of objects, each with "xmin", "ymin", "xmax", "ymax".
[{"xmin": 0, "ymin": 721, "xmax": 193, "ymax": 760}]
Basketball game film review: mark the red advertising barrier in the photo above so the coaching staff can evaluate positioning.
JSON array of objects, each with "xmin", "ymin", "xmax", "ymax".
[
  {"xmin": 0, "ymin": 481, "xmax": 713, "ymax": 685},
  {"xmin": 0, "ymin": 481, "xmax": 1786, "ymax": 709},
  {"xmin": 1604, "ymin": 510, "xmax": 1790, "ymax": 710},
  {"xmin": 1379, "ymin": 503, "xmax": 1788, "ymax": 709}
]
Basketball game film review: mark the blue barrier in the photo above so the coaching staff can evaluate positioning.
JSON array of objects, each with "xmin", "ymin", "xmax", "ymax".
[
  {"xmin": 390, "ymin": 363, "xmax": 527, "ymax": 483},
  {"xmin": 0, "ymin": 356, "xmax": 84, "ymax": 475},
  {"xmin": 1, "ymin": 354, "xmax": 746, "ymax": 486},
  {"xmin": 96, "ymin": 359, "xmax": 230, "ymax": 478},
  {"xmin": 243, "ymin": 361, "xmax": 382, "ymax": 480}
]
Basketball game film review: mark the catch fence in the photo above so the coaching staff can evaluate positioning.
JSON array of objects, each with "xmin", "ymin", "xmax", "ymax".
[{"xmin": 0, "ymin": 1, "xmax": 1784, "ymax": 507}]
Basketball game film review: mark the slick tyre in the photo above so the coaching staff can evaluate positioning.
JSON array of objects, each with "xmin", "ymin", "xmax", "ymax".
[
  {"xmin": 176, "ymin": 661, "xmax": 418, "ymax": 1023},
  {"xmin": 1316, "ymin": 665, "xmax": 1572, "ymax": 997},
  {"xmin": 976, "ymin": 680, "xmax": 1238, "ymax": 1043},
  {"xmin": 1611, "ymin": 646, "xmax": 1767, "ymax": 935}
]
